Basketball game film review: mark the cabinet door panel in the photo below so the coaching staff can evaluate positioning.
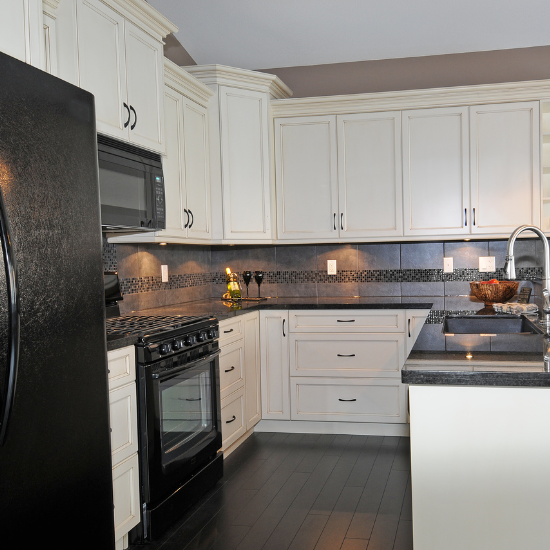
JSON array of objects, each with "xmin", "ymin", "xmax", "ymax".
[
  {"xmin": 275, "ymin": 116, "xmax": 338, "ymax": 239},
  {"xmin": 220, "ymin": 87, "xmax": 271, "ymax": 239},
  {"xmin": 338, "ymin": 112, "xmax": 403, "ymax": 237},
  {"xmin": 184, "ymin": 99, "xmax": 211, "ymax": 239},
  {"xmin": 221, "ymin": 387, "xmax": 246, "ymax": 451},
  {"xmin": 470, "ymin": 102, "xmax": 540, "ymax": 234},
  {"xmin": 243, "ymin": 312, "xmax": 261, "ymax": 429},
  {"xmin": 403, "ymin": 107, "xmax": 469, "ymax": 235},
  {"xmin": 125, "ymin": 22, "xmax": 164, "ymax": 152},
  {"xmin": 112, "ymin": 454, "xmax": 140, "ymax": 541},
  {"xmin": 76, "ymin": 0, "xmax": 127, "ymax": 140}
]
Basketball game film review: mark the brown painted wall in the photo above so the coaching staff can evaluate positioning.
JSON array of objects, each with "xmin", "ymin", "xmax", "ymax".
[{"xmin": 259, "ymin": 46, "xmax": 550, "ymax": 98}]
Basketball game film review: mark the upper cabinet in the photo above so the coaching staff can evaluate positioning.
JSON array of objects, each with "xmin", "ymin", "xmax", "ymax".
[
  {"xmin": 274, "ymin": 111, "xmax": 402, "ymax": 241},
  {"xmin": 56, "ymin": 0, "xmax": 177, "ymax": 154},
  {"xmin": 185, "ymin": 65, "xmax": 292, "ymax": 242}
]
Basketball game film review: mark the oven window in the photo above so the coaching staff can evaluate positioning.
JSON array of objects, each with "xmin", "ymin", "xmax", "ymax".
[{"xmin": 159, "ymin": 363, "xmax": 213, "ymax": 461}]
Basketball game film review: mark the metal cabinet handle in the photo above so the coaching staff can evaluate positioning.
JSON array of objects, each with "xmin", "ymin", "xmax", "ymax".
[
  {"xmin": 339, "ymin": 398, "xmax": 357, "ymax": 402},
  {"xmin": 282, "ymin": 318, "xmax": 286, "ymax": 337},
  {"xmin": 224, "ymin": 366, "xmax": 235, "ymax": 373},
  {"xmin": 123, "ymin": 103, "xmax": 130, "ymax": 128},
  {"xmin": 223, "ymin": 328, "xmax": 233, "ymax": 334},
  {"xmin": 130, "ymin": 105, "xmax": 137, "ymax": 130},
  {"xmin": 226, "ymin": 415, "xmax": 236, "ymax": 424},
  {"xmin": 340, "ymin": 213, "xmax": 343, "ymax": 231},
  {"xmin": 185, "ymin": 397, "xmax": 201, "ymax": 401},
  {"xmin": 472, "ymin": 208, "xmax": 476, "ymax": 226},
  {"xmin": 464, "ymin": 208, "xmax": 467, "ymax": 227},
  {"xmin": 408, "ymin": 318, "xmax": 411, "ymax": 338},
  {"xmin": 188, "ymin": 209, "xmax": 194, "ymax": 228},
  {"xmin": 333, "ymin": 213, "xmax": 336, "ymax": 230},
  {"xmin": 337, "ymin": 319, "xmax": 355, "ymax": 323},
  {"xmin": 337, "ymin": 354, "xmax": 356, "ymax": 357},
  {"xmin": 183, "ymin": 209, "xmax": 189, "ymax": 228}
]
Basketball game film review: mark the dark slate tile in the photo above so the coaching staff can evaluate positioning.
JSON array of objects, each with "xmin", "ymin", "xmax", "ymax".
[
  {"xmin": 358, "ymin": 243, "xmax": 401, "ymax": 270},
  {"xmin": 444, "ymin": 241, "xmax": 488, "ymax": 268},
  {"xmin": 444, "ymin": 295, "xmax": 485, "ymax": 311},
  {"xmin": 490, "ymin": 334, "xmax": 542, "ymax": 352},
  {"xmin": 115, "ymin": 244, "xmax": 139, "ymax": 278},
  {"xmin": 411, "ymin": 323, "xmax": 446, "ymax": 352},
  {"xmin": 444, "ymin": 281, "xmax": 473, "ymax": 296},
  {"xmin": 401, "ymin": 242, "xmax": 443, "ymax": 269},
  {"xmin": 277, "ymin": 282, "xmax": 317, "ymax": 297},
  {"xmin": 401, "ymin": 295, "xmax": 444, "ymax": 309},
  {"xmin": 316, "ymin": 282, "xmax": 359, "ymax": 297},
  {"xmin": 358, "ymin": 282, "xmax": 401, "ymax": 297},
  {"xmin": 287, "ymin": 514, "xmax": 328, "ymax": 550},
  {"xmin": 316, "ymin": 244, "xmax": 358, "ymax": 271},
  {"xmin": 276, "ymin": 244, "xmax": 317, "ymax": 270},
  {"xmin": 445, "ymin": 334, "xmax": 491, "ymax": 351},
  {"xmin": 401, "ymin": 282, "xmax": 444, "ymax": 296},
  {"xmin": 490, "ymin": 238, "xmax": 540, "ymax": 268}
]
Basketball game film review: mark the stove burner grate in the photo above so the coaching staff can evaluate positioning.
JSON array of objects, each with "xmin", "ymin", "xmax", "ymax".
[{"xmin": 106, "ymin": 314, "xmax": 207, "ymax": 337}]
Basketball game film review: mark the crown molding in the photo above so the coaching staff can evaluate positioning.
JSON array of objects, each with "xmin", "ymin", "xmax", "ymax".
[
  {"xmin": 271, "ymin": 79, "xmax": 550, "ymax": 117},
  {"xmin": 109, "ymin": 0, "xmax": 178, "ymax": 38},
  {"xmin": 164, "ymin": 59, "xmax": 214, "ymax": 106},
  {"xmin": 184, "ymin": 64, "xmax": 293, "ymax": 99}
]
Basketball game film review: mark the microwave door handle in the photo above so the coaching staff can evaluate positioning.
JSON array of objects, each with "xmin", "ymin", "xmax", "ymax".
[{"xmin": 0, "ymin": 185, "xmax": 20, "ymax": 446}]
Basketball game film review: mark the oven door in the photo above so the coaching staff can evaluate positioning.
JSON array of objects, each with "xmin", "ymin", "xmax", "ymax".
[{"xmin": 140, "ymin": 350, "xmax": 222, "ymax": 505}]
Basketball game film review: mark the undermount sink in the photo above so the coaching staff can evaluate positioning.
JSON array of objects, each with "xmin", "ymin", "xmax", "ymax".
[{"xmin": 442, "ymin": 315, "xmax": 543, "ymax": 335}]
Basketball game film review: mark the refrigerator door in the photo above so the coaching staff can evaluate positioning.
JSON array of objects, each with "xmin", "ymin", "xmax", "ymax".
[{"xmin": 0, "ymin": 53, "xmax": 115, "ymax": 547}]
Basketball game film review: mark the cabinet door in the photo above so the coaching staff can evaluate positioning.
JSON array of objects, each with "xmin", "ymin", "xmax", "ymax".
[
  {"xmin": 243, "ymin": 312, "xmax": 261, "ymax": 430},
  {"xmin": 0, "ymin": 0, "xmax": 43, "ymax": 68},
  {"xmin": 124, "ymin": 22, "xmax": 164, "ymax": 153},
  {"xmin": 219, "ymin": 86, "xmax": 272, "ymax": 240},
  {"xmin": 161, "ymin": 86, "xmax": 186, "ymax": 236},
  {"xmin": 337, "ymin": 112, "xmax": 403, "ymax": 238},
  {"xmin": 406, "ymin": 309, "xmax": 430, "ymax": 356},
  {"xmin": 470, "ymin": 102, "xmax": 540, "ymax": 234},
  {"xmin": 109, "ymin": 382, "xmax": 138, "ymax": 467},
  {"xmin": 112, "ymin": 454, "xmax": 140, "ymax": 543},
  {"xmin": 220, "ymin": 387, "xmax": 246, "ymax": 451},
  {"xmin": 183, "ymin": 97, "xmax": 211, "ymax": 239},
  {"xmin": 76, "ymin": 0, "xmax": 128, "ymax": 141},
  {"xmin": 403, "ymin": 107, "xmax": 470, "ymax": 236},
  {"xmin": 275, "ymin": 115, "xmax": 339, "ymax": 240},
  {"xmin": 260, "ymin": 311, "xmax": 290, "ymax": 420}
]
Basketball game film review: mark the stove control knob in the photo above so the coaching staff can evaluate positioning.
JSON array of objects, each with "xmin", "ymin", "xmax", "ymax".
[
  {"xmin": 184, "ymin": 335, "xmax": 196, "ymax": 346},
  {"xmin": 172, "ymin": 339, "xmax": 184, "ymax": 351},
  {"xmin": 159, "ymin": 343, "xmax": 172, "ymax": 355},
  {"xmin": 207, "ymin": 329, "xmax": 215, "ymax": 339},
  {"xmin": 196, "ymin": 332, "xmax": 206, "ymax": 343}
]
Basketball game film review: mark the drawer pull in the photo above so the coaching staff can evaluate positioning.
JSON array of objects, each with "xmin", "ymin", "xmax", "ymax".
[
  {"xmin": 339, "ymin": 398, "xmax": 357, "ymax": 402},
  {"xmin": 225, "ymin": 366, "xmax": 235, "ymax": 373},
  {"xmin": 223, "ymin": 328, "xmax": 234, "ymax": 334},
  {"xmin": 337, "ymin": 319, "xmax": 355, "ymax": 323},
  {"xmin": 226, "ymin": 415, "xmax": 236, "ymax": 424},
  {"xmin": 337, "ymin": 354, "xmax": 356, "ymax": 357},
  {"xmin": 184, "ymin": 397, "xmax": 201, "ymax": 402}
]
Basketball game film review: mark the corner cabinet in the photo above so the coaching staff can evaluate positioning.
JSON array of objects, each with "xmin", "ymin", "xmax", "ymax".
[
  {"xmin": 56, "ymin": 0, "xmax": 176, "ymax": 153},
  {"xmin": 185, "ymin": 65, "xmax": 292, "ymax": 243}
]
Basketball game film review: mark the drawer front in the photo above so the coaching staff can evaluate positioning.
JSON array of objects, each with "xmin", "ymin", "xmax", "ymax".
[
  {"xmin": 219, "ymin": 317, "xmax": 244, "ymax": 344},
  {"xmin": 221, "ymin": 387, "xmax": 246, "ymax": 451},
  {"xmin": 290, "ymin": 333, "xmax": 405, "ymax": 378},
  {"xmin": 109, "ymin": 382, "xmax": 139, "ymax": 467},
  {"xmin": 291, "ymin": 377, "xmax": 407, "ymax": 423},
  {"xmin": 112, "ymin": 453, "xmax": 140, "ymax": 541},
  {"xmin": 289, "ymin": 310, "xmax": 405, "ymax": 332},
  {"xmin": 220, "ymin": 338, "xmax": 245, "ymax": 399},
  {"xmin": 107, "ymin": 345, "xmax": 136, "ymax": 391}
]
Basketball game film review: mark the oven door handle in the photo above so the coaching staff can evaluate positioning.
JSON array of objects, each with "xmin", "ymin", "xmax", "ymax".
[{"xmin": 152, "ymin": 349, "xmax": 221, "ymax": 380}]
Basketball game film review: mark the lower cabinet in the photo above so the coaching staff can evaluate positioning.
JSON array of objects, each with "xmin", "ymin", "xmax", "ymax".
[
  {"xmin": 108, "ymin": 345, "xmax": 140, "ymax": 550},
  {"xmin": 219, "ymin": 311, "xmax": 261, "ymax": 454}
]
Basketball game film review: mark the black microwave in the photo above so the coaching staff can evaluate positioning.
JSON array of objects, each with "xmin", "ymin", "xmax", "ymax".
[{"xmin": 97, "ymin": 134, "xmax": 165, "ymax": 232}]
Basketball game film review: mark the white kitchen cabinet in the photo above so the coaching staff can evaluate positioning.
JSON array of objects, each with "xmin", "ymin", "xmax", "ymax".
[
  {"xmin": 108, "ymin": 345, "xmax": 139, "ymax": 549},
  {"xmin": 185, "ymin": 65, "xmax": 292, "ymax": 243},
  {"xmin": 337, "ymin": 111, "xmax": 403, "ymax": 238},
  {"xmin": 219, "ymin": 311, "xmax": 261, "ymax": 454},
  {"xmin": 259, "ymin": 310, "xmax": 290, "ymax": 420},
  {"xmin": 289, "ymin": 309, "xmax": 405, "ymax": 332},
  {"xmin": 403, "ymin": 106, "xmax": 470, "ymax": 236},
  {"xmin": 42, "ymin": 0, "xmax": 59, "ymax": 76},
  {"xmin": 406, "ymin": 309, "xmax": 429, "ymax": 356},
  {"xmin": 57, "ymin": 0, "xmax": 176, "ymax": 153},
  {"xmin": 0, "ymin": 0, "xmax": 44, "ymax": 69},
  {"xmin": 275, "ymin": 115, "xmax": 339, "ymax": 240},
  {"xmin": 469, "ymin": 101, "xmax": 540, "ymax": 234}
]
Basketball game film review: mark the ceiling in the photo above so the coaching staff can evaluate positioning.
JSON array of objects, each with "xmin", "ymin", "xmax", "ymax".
[{"xmin": 148, "ymin": 0, "xmax": 550, "ymax": 70}]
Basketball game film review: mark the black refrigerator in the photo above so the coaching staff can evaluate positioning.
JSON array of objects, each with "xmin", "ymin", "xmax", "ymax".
[{"xmin": 0, "ymin": 53, "xmax": 115, "ymax": 546}]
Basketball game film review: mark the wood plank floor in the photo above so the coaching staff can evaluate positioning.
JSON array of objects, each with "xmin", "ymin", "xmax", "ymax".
[{"xmin": 131, "ymin": 433, "xmax": 412, "ymax": 550}]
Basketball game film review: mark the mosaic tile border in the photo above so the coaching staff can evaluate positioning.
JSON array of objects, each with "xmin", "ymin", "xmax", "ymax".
[{"xmin": 119, "ymin": 273, "xmax": 212, "ymax": 295}]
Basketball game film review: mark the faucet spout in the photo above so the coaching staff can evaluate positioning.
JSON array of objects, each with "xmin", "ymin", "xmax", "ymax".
[{"xmin": 504, "ymin": 225, "xmax": 550, "ymax": 315}]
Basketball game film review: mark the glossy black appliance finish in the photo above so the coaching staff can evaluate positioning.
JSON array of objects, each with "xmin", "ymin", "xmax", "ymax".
[
  {"xmin": 133, "ymin": 316, "xmax": 222, "ymax": 540},
  {"xmin": 0, "ymin": 53, "xmax": 115, "ymax": 547},
  {"xmin": 97, "ymin": 134, "xmax": 165, "ymax": 232}
]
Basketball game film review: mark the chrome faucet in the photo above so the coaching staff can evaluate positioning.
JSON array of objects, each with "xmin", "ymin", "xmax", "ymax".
[{"xmin": 504, "ymin": 225, "xmax": 550, "ymax": 318}]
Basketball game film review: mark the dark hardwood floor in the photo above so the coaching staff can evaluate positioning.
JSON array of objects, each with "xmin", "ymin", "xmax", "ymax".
[{"xmin": 131, "ymin": 432, "xmax": 412, "ymax": 550}]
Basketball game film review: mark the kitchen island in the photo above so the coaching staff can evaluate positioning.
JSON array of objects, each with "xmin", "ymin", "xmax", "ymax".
[{"xmin": 402, "ymin": 328, "xmax": 550, "ymax": 550}]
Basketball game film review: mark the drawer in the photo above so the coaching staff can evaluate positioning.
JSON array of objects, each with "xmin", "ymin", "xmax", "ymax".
[
  {"xmin": 289, "ymin": 310, "xmax": 405, "ymax": 333},
  {"xmin": 290, "ymin": 377, "xmax": 407, "ymax": 423},
  {"xmin": 221, "ymin": 387, "xmax": 246, "ymax": 451},
  {"xmin": 112, "ymin": 453, "xmax": 140, "ymax": 542},
  {"xmin": 220, "ymin": 338, "xmax": 245, "ymax": 399},
  {"xmin": 289, "ymin": 333, "xmax": 405, "ymax": 378},
  {"xmin": 109, "ymin": 382, "xmax": 138, "ymax": 467},
  {"xmin": 219, "ymin": 317, "xmax": 244, "ymax": 344},
  {"xmin": 107, "ymin": 345, "xmax": 136, "ymax": 391}
]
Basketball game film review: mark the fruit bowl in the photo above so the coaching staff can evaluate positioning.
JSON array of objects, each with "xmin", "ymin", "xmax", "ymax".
[{"xmin": 469, "ymin": 280, "xmax": 519, "ymax": 306}]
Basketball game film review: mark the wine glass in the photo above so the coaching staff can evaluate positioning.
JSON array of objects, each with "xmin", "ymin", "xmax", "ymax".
[
  {"xmin": 242, "ymin": 271, "xmax": 252, "ymax": 298},
  {"xmin": 254, "ymin": 271, "xmax": 264, "ymax": 298}
]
